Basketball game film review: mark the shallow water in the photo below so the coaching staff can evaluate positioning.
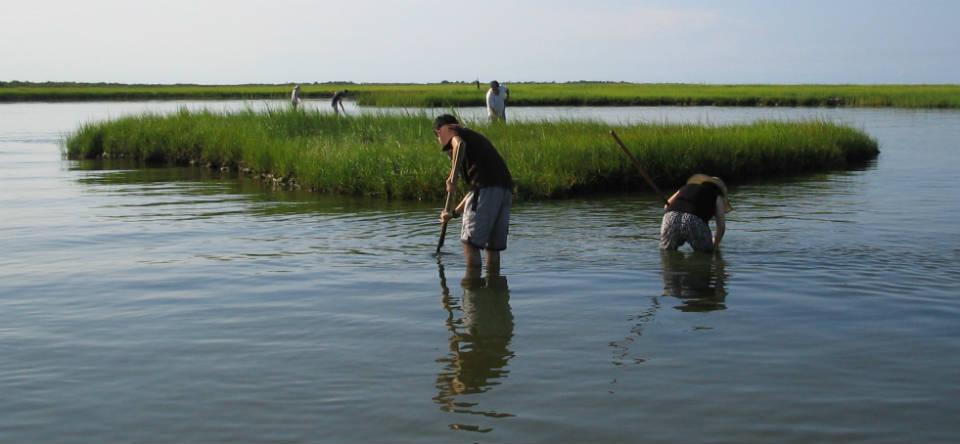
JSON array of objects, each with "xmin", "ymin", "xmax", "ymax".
[{"xmin": 1, "ymin": 101, "xmax": 959, "ymax": 442}]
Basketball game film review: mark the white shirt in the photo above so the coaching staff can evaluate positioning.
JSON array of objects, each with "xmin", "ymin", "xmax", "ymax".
[{"xmin": 485, "ymin": 85, "xmax": 509, "ymax": 117}]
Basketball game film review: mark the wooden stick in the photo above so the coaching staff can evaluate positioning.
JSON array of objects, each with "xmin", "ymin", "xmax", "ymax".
[
  {"xmin": 609, "ymin": 130, "xmax": 669, "ymax": 205},
  {"xmin": 436, "ymin": 191, "xmax": 456, "ymax": 255},
  {"xmin": 436, "ymin": 137, "xmax": 466, "ymax": 255}
]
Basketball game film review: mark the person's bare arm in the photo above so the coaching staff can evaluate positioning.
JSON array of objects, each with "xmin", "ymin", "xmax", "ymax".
[
  {"xmin": 440, "ymin": 137, "xmax": 467, "ymax": 222},
  {"xmin": 440, "ymin": 194, "xmax": 469, "ymax": 222},
  {"xmin": 713, "ymin": 196, "xmax": 726, "ymax": 247},
  {"xmin": 664, "ymin": 190, "xmax": 681, "ymax": 210},
  {"xmin": 446, "ymin": 136, "xmax": 465, "ymax": 194}
]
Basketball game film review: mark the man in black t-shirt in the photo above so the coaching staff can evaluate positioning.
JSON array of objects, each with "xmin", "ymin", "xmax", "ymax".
[{"xmin": 434, "ymin": 114, "xmax": 514, "ymax": 271}]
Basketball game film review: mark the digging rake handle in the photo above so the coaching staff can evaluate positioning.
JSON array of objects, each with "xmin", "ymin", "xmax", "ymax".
[
  {"xmin": 609, "ymin": 130, "xmax": 670, "ymax": 205},
  {"xmin": 436, "ymin": 191, "xmax": 456, "ymax": 255}
]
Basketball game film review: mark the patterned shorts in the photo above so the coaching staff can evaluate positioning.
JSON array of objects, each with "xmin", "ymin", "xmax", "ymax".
[{"xmin": 660, "ymin": 211, "xmax": 714, "ymax": 253}]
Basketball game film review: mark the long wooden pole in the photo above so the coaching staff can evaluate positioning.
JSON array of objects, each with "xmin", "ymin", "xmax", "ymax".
[
  {"xmin": 609, "ymin": 130, "xmax": 670, "ymax": 205},
  {"xmin": 436, "ymin": 191, "xmax": 456, "ymax": 255},
  {"xmin": 436, "ymin": 136, "xmax": 466, "ymax": 255}
]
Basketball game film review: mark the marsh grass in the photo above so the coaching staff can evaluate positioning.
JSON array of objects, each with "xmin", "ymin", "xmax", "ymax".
[
  {"xmin": 10, "ymin": 81, "xmax": 960, "ymax": 109},
  {"xmin": 65, "ymin": 109, "xmax": 878, "ymax": 200},
  {"xmin": 0, "ymin": 82, "xmax": 356, "ymax": 102},
  {"xmin": 354, "ymin": 83, "xmax": 960, "ymax": 108}
]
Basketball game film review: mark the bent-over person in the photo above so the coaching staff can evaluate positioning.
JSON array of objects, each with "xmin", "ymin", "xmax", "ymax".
[
  {"xmin": 434, "ymin": 114, "xmax": 514, "ymax": 271},
  {"xmin": 331, "ymin": 89, "xmax": 348, "ymax": 114},
  {"xmin": 660, "ymin": 174, "xmax": 732, "ymax": 253}
]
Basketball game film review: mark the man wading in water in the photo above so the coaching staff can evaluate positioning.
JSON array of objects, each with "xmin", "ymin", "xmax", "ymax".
[
  {"xmin": 331, "ymin": 89, "xmax": 348, "ymax": 114},
  {"xmin": 435, "ymin": 114, "xmax": 514, "ymax": 271},
  {"xmin": 485, "ymin": 81, "xmax": 510, "ymax": 123},
  {"xmin": 290, "ymin": 85, "xmax": 302, "ymax": 108}
]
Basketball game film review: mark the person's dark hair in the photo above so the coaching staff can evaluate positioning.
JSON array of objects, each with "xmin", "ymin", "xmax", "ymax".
[{"xmin": 433, "ymin": 114, "xmax": 459, "ymax": 131}]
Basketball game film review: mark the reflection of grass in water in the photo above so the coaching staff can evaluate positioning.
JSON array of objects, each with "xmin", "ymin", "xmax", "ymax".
[
  {"xmin": 73, "ymin": 160, "xmax": 238, "ymax": 185},
  {"xmin": 65, "ymin": 108, "xmax": 878, "ymax": 200},
  {"xmin": 8, "ymin": 82, "xmax": 960, "ymax": 108}
]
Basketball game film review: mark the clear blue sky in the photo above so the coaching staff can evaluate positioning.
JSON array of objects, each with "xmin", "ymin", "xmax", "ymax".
[{"xmin": 3, "ymin": 0, "xmax": 958, "ymax": 84}]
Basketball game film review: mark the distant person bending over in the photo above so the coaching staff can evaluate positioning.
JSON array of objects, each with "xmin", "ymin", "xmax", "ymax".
[
  {"xmin": 291, "ymin": 85, "xmax": 302, "ymax": 108},
  {"xmin": 435, "ymin": 114, "xmax": 514, "ymax": 271},
  {"xmin": 331, "ymin": 89, "xmax": 348, "ymax": 114},
  {"xmin": 660, "ymin": 174, "xmax": 732, "ymax": 253},
  {"xmin": 485, "ymin": 81, "xmax": 510, "ymax": 123}
]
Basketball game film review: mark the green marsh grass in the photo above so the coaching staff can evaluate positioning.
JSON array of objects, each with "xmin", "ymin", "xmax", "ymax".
[
  {"xmin": 9, "ymin": 81, "xmax": 960, "ymax": 108},
  {"xmin": 0, "ymin": 82, "xmax": 356, "ymax": 102},
  {"xmin": 65, "ymin": 109, "xmax": 879, "ymax": 200},
  {"xmin": 353, "ymin": 83, "xmax": 960, "ymax": 108}
]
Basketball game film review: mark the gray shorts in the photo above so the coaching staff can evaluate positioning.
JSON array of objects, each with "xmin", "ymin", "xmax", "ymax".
[
  {"xmin": 461, "ymin": 187, "xmax": 513, "ymax": 251},
  {"xmin": 660, "ymin": 210, "xmax": 714, "ymax": 252}
]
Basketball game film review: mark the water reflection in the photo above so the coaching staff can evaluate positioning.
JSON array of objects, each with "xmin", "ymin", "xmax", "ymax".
[
  {"xmin": 660, "ymin": 250, "xmax": 728, "ymax": 312},
  {"xmin": 610, "ymin": 251, "xmax": 728, "ymax": 368},
  {"xmin": 434, "ymin": 262, "xmax": 515, "ymax": 433}
]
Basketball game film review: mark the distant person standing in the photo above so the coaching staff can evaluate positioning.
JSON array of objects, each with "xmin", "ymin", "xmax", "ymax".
[
  {"xmin": 291, "ymin": 85, "xmax": 302, "ymax": 108},
  {"xmin": 485, "ymin": 81, "xmax": 510, "ymax": 123},
  {"xmin": 331, "ymin": 89, "xmax": 348, "ymax": 114},
  {"xmin": 660, "ymin": 174, "xmax": 732, "ymax": 253}
]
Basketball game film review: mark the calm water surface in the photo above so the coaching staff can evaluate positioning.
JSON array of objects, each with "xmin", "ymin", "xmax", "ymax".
[{"xmin": 1, "ymin": 101, "xmax": 959, "ymax": 442}]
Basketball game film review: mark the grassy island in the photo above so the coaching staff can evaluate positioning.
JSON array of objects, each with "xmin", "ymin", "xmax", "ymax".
[
  {"xmin": 65, "ymin": 109, "xmax": 879, "ymax": 200},
  {"xmin": 7, "ymin": 81, "xmax": 960, "ymax": 109}
]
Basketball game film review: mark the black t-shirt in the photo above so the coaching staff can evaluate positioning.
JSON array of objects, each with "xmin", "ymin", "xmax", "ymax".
[
  {"xmin": 667, "ymin": 182, "xmax": 721, "ymax": 222},
  {"xmin": 437, "ymin": 124, "xmax": 513, "ymax": 190}
]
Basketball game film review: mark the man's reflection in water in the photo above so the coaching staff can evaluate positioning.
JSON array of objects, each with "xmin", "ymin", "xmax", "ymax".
[
  {"xmin": 660, "ymin": 250, "xmax": 728, "ymax": 312},
  {"xmin": 435, "ymin": 263, "xmax": 515, "ymax": 433}
]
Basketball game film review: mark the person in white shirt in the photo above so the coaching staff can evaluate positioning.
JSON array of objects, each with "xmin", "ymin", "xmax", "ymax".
[
  {"xmin": 485, "ymin": 80, "xmax": 510, "ymax": 122},
  {"xmin": 291, "ymin": 85, "xmax": 302, "ymax": 108}
]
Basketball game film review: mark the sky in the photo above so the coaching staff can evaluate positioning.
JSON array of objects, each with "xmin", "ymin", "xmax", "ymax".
[{"xmin": 2, "ymin": 0, "xmax": 958, "ymax": 85}]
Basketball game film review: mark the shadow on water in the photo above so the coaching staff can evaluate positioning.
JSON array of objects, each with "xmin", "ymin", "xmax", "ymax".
[{"xmin": 433, "ymin": 261, "xmax": 515, "ymax": 434}]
